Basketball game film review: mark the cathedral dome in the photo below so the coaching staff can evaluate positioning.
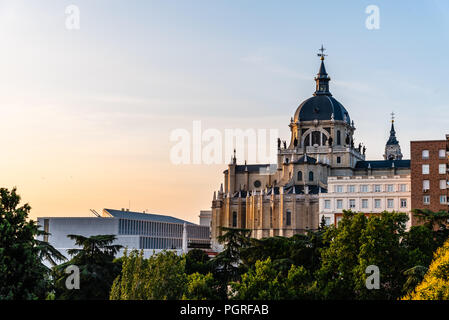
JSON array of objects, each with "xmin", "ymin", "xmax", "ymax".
[
  {"xmin": 293, "ymin": 47, "xmax": 350, "ymax": 124},
  {"xmin": 294, "ymin": 95, "xmax": 350, "ymax": 124}
]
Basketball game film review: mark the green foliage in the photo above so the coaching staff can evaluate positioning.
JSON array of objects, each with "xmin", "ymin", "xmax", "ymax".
[
  {"xmin": 182, "ymin": 272, "xmax": 219, "ymax": 300},
  {"xmin": 212, "ymin": 227, "xmax": 251, "ymax": 299},
  {"xmin": 185, "ymin": 249, "xmax": 211, "ymax": 275},
  {"xmin": 231, "ymin": 258, "xmax": 316, "ymax": 300},
  {"xmin": 53, "ymin": 234, "xmax": 122, "ymax": 300},
  {"xmin": 0, "ymin": 187, "xmax": 57, "ymax": 300},
  {"xmin": 110, "ymin": 249, "xmax": 188, "ymax": 300},
  {"xmin": 403, "ymin": 239, "xmax": 449, "ymax": 300}
]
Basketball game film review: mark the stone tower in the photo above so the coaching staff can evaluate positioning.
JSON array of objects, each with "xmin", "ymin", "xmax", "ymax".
[{"xmin": 384, "ymin": 113, "xmax": 403, "ymax": 160}]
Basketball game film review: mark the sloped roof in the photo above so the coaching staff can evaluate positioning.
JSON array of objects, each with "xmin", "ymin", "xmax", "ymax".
[
  {"xmin": 103, "ymin": 209, "xmax": 194, "ymax": 225},
  {"xmin": 354, "ymin": 160, "xmax": 410, "ymax": 169}
]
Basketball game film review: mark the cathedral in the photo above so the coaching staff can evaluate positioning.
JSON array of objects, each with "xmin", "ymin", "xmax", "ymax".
[{"xmin": 210, "ymin": 48, "xmax": 410, "ymax": 245}]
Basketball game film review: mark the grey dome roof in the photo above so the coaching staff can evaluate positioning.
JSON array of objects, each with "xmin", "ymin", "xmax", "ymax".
[{"xmin": 294, "ymin": 95, "xmax": 350, "ymax": 124}]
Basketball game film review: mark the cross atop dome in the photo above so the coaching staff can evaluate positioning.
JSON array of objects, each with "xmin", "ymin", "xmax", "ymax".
[{"xmin": 391, "ymin": 111, "xmax": 395, "ymax": 123}]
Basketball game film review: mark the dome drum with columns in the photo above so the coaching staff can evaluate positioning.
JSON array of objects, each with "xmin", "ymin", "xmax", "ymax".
[{"xmin": 210, "ymin": 47, "xmax": 410, "ymax": 246}]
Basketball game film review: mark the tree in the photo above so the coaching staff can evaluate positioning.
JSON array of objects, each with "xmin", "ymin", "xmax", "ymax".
[
  {"xmin": 354, "ymin": 211, "xmax": 408, "ymax": 299},
  {"xmin": 316, "ymin": 211, "xmax": 367, "ymax": 299},
  {"xmin": 212, "ymin": 227, "xmax": 251, "ymax": 299},
  {"xmin": 182, "ymin": 272, "xmax": 219, "ymax": 300},
  {"xmin": 110, "ymin": 250, "xmax": 187, "ymax": 300},
  {"xmin": 0, "ymin": 187, "xmax": 55, "ymax": 299},
  {"xmin": 53, "ymin": 234, "xmax": 122, "ymax": 300},
  {"xmin": 231, "ymin": 257, "xmax": 315, "ymax": 300},
  {"xmin": 403, "ymin": 239, "xmax": 449, "ymax": 300},
  {"xmin": 185, "ymin": 249, "xmax": 211, "ymax": 275}
]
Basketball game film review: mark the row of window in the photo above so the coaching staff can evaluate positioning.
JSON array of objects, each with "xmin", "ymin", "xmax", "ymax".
[
  {"xmin": 422, "ymin": 164, "xmax": 447, "ymax": 175},
  {"xmin": 118, "ymin": 219, "xmax": 210, "ymax": 239},
  {"xmin": 333, "ymin": 184, "xmax": 407, "ymax": 193},
  {"xmin": 324, "ymin": 198, "xmax": 408, "ymax": 210},
  {"xmin": 422, "ymin": 179, "xmax": 448, "ymax": 190},
  {"xmin": 422, "ymin": 149, "xmax": 447, "ymax": 159},
  {"xmin": 140, "ymin": 237, "xmax": 182, "ymax": 249},
  {"xmin": 423, "ymin": 195, "xmax": 447, "ymax": 205}
]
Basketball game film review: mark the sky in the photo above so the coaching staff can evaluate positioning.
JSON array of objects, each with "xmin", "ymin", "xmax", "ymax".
[{"xmin": 0, "ymin": 0, "xmax": 448, "ymax": 223}]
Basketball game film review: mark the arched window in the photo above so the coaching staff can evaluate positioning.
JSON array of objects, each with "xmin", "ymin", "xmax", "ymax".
[
  {"xmin": 309, "ymin": 171, "xmax": 314, "ymax": 181},
  {"xmin": 337, "ymin": 130, "xmax": 341, "ymax": 145},
  {"xmin": 312, "ymin": 131, "xmax": 321, "ymax": 146},
  {"xmin": 297, "ymin": 171, "xmax": 303, "ymax": 181},
  {"xmin": 232, "ymin": 212, "xmax": 237, "ymax": 227}
]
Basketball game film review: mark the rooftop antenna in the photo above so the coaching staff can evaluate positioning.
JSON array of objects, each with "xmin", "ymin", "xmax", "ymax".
[{"xmin": 90, "ymin": 209, "xmax": 100, "ymax": 217}]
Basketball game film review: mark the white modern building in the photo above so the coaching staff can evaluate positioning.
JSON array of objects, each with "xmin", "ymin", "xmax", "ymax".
[
  {"xmin": 37, "ymin": 208, "xmax": 211, "ymax": 263},
  {"xmin": 319, "ymin": 174, "xmax": 411, "ymax": 228}
]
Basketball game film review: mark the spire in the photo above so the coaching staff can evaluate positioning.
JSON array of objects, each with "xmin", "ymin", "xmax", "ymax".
[
  {"xmin": 386, "ymin": 112, "xmax": 399, "ymax": 145},
  {"xmin": 384, "ymin": 112, "xmax": 403, "ymax": 160},
  {"xmin": 314, "ymin": 45, "xmax": 331, "ymax": 96}
]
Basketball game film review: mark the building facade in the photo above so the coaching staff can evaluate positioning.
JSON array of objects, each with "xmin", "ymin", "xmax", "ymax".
[
  {"xmin": 319, "ymin": 174, "xmax": 411, "ymax": 228},
  {"xmin": 38, "ymin": 208, "xmax": 211, "ymax": 263},
  {"xmin": 211, "ymin": 49, "xmax": 411, "ymax": 245},
  {"xmin": 410, "ymin": 135, "xmax": 449, "ymax": 225}
]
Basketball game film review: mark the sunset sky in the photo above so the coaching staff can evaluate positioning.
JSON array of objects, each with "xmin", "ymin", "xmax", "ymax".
[{"xmin": 1, "ymin": 0, "xmax": 449, "ymax": 223}]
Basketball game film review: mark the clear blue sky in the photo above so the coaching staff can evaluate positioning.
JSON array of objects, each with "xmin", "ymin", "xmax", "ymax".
[{"xmin": 0, "ymin": 0, "xmax": 448, "ymax": 221}]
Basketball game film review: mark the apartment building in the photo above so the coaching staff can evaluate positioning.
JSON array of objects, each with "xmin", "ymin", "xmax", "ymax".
[{"xmin": 410, "ymin": 135, "xmax": 449, "ymax": 225}]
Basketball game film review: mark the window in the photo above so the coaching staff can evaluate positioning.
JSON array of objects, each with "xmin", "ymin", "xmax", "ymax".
[
  {"xmin": 254, "ymin": 180, "xmax": 261, "ymax": 188},
  {"xmin": 439, "ymin": 164, "xmax": 447, "ymax": 174},
  {"xmin": 337, "ymin": 156, "xmax": 341, "ymax": 164},
  {"xmin": 440, "ymin": 195, "xmax": 447, "ymax": 204},
  {"xmin": 423, "ymin": 195, "xmax": 430, "ymax": 205},
  {"xmin": 422, "ymin": 164, "xmax": 430, "ymax": 175},
  {"xmin": 361, "ymin": 185, "xmax": 369, "ymax": 192},
  {"xmin": 440, "ymin": 180, "xmax": 447, "ymax": 190},
  {"xmin": 400, "ymin": 199, "xmax": 407, "ymax": 208},
  {"xmin": 362, "ymin": 199, "xmax": 368, "ymax": 209},
  {"xmin": 286, "ymin": 210, "xmax": 291, "ymax": 226},
  {"xmin": 232, "ymin": 212, "xmax": 237, "ymax": 227},
  {"xmin": 297, "ymin": 171, "xmax": 302, "ymax": 181},
  {"xmin": 387, "ymin": 199, "xmax": 394, "ymax": 209},
  {"xmin": 422, "ymin": 150, "xmax": 429, "ymax": 159},
  {"xmin": 387, "ymin": 184, "xmax": 394, "ymax": 192},
  {"xmin": 349, "ymin": 199, "xmax": 356, "ymax": 209},
  {"xmin": 423, "ymin": 180, "xmax": 430, "ymax": 191},
  {"xmin": 324, "ymin": 200, "xmax": 331, "ymax": 209},
  {"xmin": 337, "ymin": 130, "xmax": 341, "ymax": 145},
  {"xmin": 324, "ymin": 217, "xmax": 331, "ymax": 226},
  {"xmin": 374, "ymin": 185, "xmax": 381, "ymax": 192},
  {"xmin": 399, "ymin": 184, "xmax": 407, "ymax": 192},
  {"xmin": 439, "ymin": 149, "xmax": 446, "ymax": 159},
  {"xmin": 374, "ymin": 199, "xmax": 381, "ymax": 208},
  {"xmin": 335, "ymin": 185, "xmax": 344, "ymax": 193},
  {"xmin": 336, "ymin": 200, "xmax": 343, "ymax": 209},
  {"xmin": 348, "ymin": 185, "xmax": 355, "ymax": 193},
  {"xmin": 309, "ymin": 171, "xmax": 314, "ymax": 182}
]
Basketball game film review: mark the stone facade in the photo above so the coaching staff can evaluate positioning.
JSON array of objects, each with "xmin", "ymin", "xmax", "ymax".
[{"xmin": 210, "ymin": 51, "xmax": 411, "ymax": 245}]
